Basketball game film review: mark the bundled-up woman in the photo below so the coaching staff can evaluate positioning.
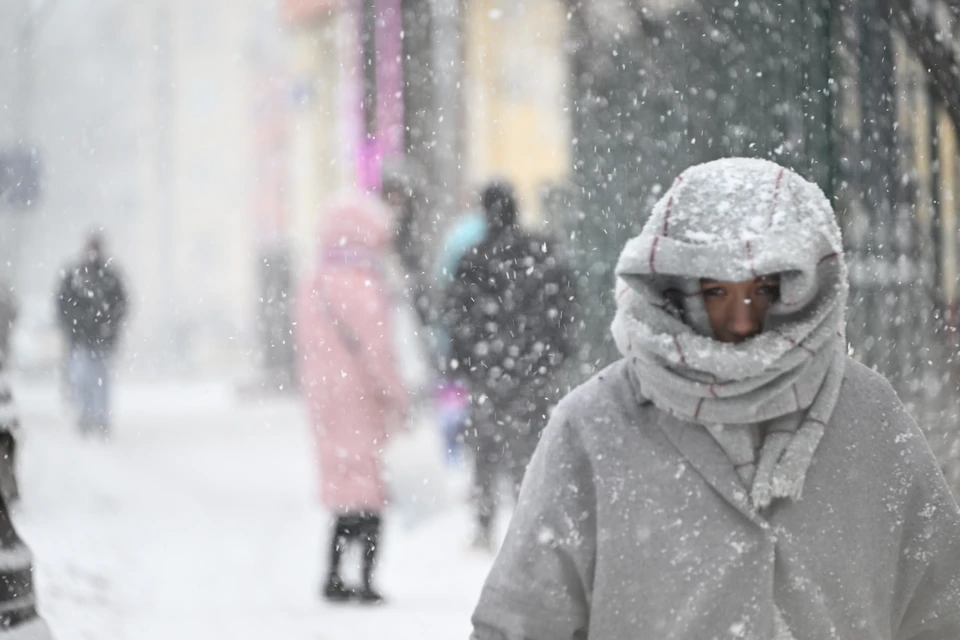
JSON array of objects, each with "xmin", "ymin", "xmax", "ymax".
[
  {"xmin": 297, "ymin": 193, "xmax": 408, "ymax": 605},
  {"xmin": 471, "ymin": 159, "xmax": 960, "ymax": 639}
]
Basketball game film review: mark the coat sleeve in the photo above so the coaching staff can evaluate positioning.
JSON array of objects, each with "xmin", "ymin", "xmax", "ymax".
[
  {"xmin": 329, "ymin": 275, "xmax": 408, "ymax": 414},
  {"xmin": 55, "ymin": 271, "xmax": 73, "ymax": 333},
  {"xmin": 110, "ymin": 270, "xmax": 129, "ymax": 325},
  {"xmin": 470, "ymin": 406, "xmax": 595, "ymax": 640},
  {"xmin": 441, "ymin": 255, "xmax": 474, "ymax": 361},
  {"xmin": 893, "ymin": 400, "xmax": 960, "ymax": 640}
]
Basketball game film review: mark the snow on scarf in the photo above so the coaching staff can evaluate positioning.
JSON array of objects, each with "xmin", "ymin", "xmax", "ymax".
[{"xmin": 612, "ymin": 157, "xmax": 848, "ymax": 511}]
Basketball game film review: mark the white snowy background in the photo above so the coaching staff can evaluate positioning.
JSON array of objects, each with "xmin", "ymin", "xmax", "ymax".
[{"xmin": 12, "ymin": 376, "xmax": 494, "ymax": 640}]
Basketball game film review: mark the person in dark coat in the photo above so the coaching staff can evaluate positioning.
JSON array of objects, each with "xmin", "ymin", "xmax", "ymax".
[
  {"xmin": 443, "ymin": 180, "xmax": 577, "ymax": 549},
  {"xmin": 56, "ymin": 233, "xmax": 128, "ymax": 437}
]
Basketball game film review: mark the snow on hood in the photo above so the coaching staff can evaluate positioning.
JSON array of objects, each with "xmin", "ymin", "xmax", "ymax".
[{"xmin": 615, "ymin": 157, "xmax": 848, "ymax": 340}]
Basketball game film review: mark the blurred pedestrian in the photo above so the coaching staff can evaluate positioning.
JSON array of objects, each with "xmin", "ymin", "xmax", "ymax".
[
  {"xmin": 383, "ymin": 165, "xmax": 432, "ymax": 326},
  {"xmin": 429, "ymin": 201, "xmax": 487, "ymax": 468},
  {"xmin": 443, "ymin": 180, "xmax": 577, "ymax": 550},
  {"xmin": 382, "ymin": 167, "xmax": 439, "ymax": 423},
  {"xmin": 297, "ymin": 193, "xmax": 409, "ymax": 605},
  {"xmin": 0, "ymin": 282, "xmax": 19, "ymax": 503},
  {"xmin": 471, "ymin": 159, "xmax": 960, "ymax": 639},
  {"xmin": 56, "ymin": 232, "xmax": 128, "ymax": 438},
  {"xmin": 434, "ymin": 198, "xmax": 487, "ymax": 289}
]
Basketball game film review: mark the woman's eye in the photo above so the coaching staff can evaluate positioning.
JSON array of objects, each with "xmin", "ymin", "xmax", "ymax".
[
  {"xmin": 757, "ymin": 285, "xmax": 781, "ymax": 299},
  {"xmin": 701, "ymin": 288, "xmax": 725, "ymax": 298}
]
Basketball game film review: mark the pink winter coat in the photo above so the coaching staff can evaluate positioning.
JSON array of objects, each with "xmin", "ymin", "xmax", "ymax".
[{"xmin": 297, "ymin": 194, "xmax": 408, "ymax": 512}]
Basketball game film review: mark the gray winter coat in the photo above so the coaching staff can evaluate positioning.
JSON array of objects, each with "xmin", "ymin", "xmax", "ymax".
[{"xmin": 471, "ymin": 358, "xmax": 960, "ymax": 639}]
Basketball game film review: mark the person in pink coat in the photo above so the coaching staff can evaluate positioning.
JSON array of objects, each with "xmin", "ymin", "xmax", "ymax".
[{"xmin": 297, "ymin": 193, "xmax": 409, "ymax": 605}]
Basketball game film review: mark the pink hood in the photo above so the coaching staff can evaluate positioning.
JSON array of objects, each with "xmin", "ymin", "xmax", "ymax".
[{"xmin": 318, "ymin": 192, "xmax": 394, "ymax": 251}]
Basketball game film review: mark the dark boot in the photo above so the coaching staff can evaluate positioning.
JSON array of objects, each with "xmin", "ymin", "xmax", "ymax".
[
  {"xmin": 357, "ymin": 513, "xmax": 384, "ymax": 605},
  {"xmin": 322, "ymin": 515, "xmax": 360, "ymax": 603},
  {"xmin": 322, "ymin": 575, "xmax": 354, "ymax": 602}
]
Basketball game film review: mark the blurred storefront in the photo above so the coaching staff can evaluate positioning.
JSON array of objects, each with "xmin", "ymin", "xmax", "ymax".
[
  {"xmin": 281, "ymin": 0, "xmax": 573, "ymax": 233},
  {"xmin": 281, "ymin": 0, "xmax": 404, "ymax": 261},
  {"xmin": 464, "ymin": 0, "xmax": 571, "ymax": 224}
]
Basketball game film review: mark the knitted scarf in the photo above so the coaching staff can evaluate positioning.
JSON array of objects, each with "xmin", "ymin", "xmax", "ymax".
[{"xmin": 612, "ymin": 158, "xmax": 848, "ymax": 511}]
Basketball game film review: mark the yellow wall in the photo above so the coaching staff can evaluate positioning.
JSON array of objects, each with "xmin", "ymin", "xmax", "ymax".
[
  {"xmin": 465, "ymin": 0, "xmax": 570, "ymax": 223},
  {"xmin": 938, "ymin": 107, "xmax": 958, "ymax": 306},
  {"xmin": 284, "ymin": 9, "xmax": 370, "ymax": 281},
  {"xmin": 287, "ymin": 14, "xmax": 349, "ymax": 274}
]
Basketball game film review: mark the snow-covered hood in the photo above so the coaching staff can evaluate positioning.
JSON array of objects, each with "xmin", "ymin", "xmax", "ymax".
[
  {"xmin": 615, "ymin": 157, "xmax": 848, "ymax": 342},
  {"xmin": 613, "ymin": 157, "xmax": 848, "ymax": 385}
]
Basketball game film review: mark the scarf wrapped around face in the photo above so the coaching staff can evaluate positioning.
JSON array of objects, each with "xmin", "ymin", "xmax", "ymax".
[{"xmin": 612, "ymin": 158, "xmax": 849, "ymax": 511}]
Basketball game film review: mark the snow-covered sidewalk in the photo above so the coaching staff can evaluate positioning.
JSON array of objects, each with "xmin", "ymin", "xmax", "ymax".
[{"xmin": 10, "ymin": 377, "xmax": 491, "ymax": 640}]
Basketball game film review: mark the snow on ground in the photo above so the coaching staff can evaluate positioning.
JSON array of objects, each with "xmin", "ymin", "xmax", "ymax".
[{"xmin": 9, "ymin": 376, "xmax": 494, "ymax": 640}]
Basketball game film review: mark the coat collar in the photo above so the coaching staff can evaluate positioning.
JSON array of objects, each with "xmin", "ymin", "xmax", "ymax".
[{"xmin": 654, "ymin": 409, "xmax": 766, "ymax": 527}]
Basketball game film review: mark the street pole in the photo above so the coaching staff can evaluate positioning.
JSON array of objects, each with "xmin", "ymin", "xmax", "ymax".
[
  {"xmin": 14, "ymin": 3, "xmax": 33, "ymax": 142},
  {"xmin": 431, "ymin": 0, "xmax": 463, "ymax": 217},
  {"xmin": 155, "ymin": 0, "xmax": 178, "ymax": 367},
  {"xmin": 13, "ymin": 0, "xmax": 59, "ymax": 140},
  {"xmin": 856, "ymin": 0, "xmax": 900, "ymax": 389}
]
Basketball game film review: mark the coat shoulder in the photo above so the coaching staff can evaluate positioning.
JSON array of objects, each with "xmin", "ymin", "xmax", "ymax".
[
  {"xmin": 832, "ymin": 356, "xmax": 929, "ymax": 462},
  {"xmin": 554, "ymin": 359, "xmax": 653, "ymax": 434},
  {"xmin": 839, "ymin": 356, "xmax": 899, "ymax": 403}
]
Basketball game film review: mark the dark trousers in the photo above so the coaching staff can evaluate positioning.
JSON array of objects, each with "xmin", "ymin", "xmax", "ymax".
[
  {"xmin": 467, "ymin": 389, "xmax": 554, "ymax": 534},
  {"xmin": 326, "ymin": 512, "xmax": 381, "ymax": 588},
  {"xmin": 66, "ymin": 347, "xmax": 111, "ymax": 434},
  {"xmin": 473, "ymin": 432, "xmax": 530, "ymax": 534}
]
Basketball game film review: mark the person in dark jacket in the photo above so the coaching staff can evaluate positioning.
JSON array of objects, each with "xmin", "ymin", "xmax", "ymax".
[
  {"xmin": 444, "ymin": 180, "xmax": 577, "ymax": 550},
  {"xmin": 56, "ymin": 233, "xmax": 128, "ymax": 437}
]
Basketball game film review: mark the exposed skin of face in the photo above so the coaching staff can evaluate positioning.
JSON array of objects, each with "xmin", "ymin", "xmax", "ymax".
[{"xmin": 700, "ymin": 275, "xmax": 782, "ymax": 344}]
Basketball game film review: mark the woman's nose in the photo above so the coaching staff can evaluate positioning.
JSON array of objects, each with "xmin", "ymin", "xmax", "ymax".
[{"xmin": 728, "ymin": 298, "xmax": 761, "ymax": 339}]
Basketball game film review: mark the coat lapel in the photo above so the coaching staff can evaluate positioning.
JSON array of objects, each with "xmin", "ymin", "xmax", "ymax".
[{"xmin": 655, "ymin": 410, "xmax": 764, "ymax": 526}]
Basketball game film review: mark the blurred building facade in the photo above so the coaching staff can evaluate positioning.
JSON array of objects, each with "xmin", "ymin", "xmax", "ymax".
[
  {"xmin": 0, "ymin": 0, "xmax": 263, "ymax": 375},
  {"xmin": 280, "ymin": 1, "xmax": 355, "ymax": 272},
  {"xmin": 7, "ymin": 0, "xmax": 960, "ymax": 420},
  {"xmin": 144, "ymin": 0, "xmax": 262, "ymax": 373},
  {"xmin": 463, "ymin": 0, "xmax": 571, "ymax": 224}
]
